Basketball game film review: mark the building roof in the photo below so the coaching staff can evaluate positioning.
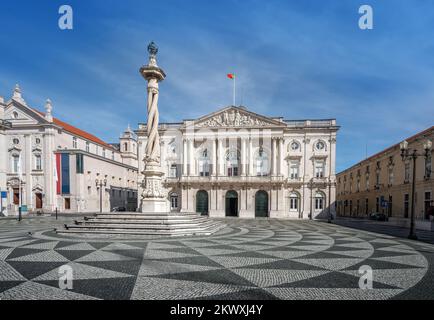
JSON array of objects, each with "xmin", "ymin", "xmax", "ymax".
[
  {"xmin": 338, "ymin": 125, "xmax": 434, "ymax": 175},
  {"xmin": 34, "ymin": 109, "xmax": 114, "ymax": 149}
]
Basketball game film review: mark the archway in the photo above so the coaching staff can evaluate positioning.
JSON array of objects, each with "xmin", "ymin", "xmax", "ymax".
[
  {"xmin": 255, "ymin": 190, "xmax": 269, "ymax": 217},
  {"xmin": 225, "ymin": 190, "xmax": 238, "ymax": 217},
  {"xmin": 196, "ymin": 190, "xmax": 209, "ymax": 216}
]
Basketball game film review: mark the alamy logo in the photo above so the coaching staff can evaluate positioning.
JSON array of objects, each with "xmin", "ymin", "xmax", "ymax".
[
  {"xmin": 59, "ymin": 264, "xmax": 74, "ymax": 290},
  {"xmin": 358, "ymin": 265, "xmax": 373, "ymax": 290},
  {"xmin": 359, "ymin": 5, "xmax": 374, "ymax": 30},
  {"xmin": 58, "ymin": 5, "xmax": 73, "ymax": 30}
]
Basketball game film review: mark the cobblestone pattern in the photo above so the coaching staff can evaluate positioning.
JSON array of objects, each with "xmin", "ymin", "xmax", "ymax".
[{"xmin": 0, "ymin": 217, "xmax": 433, "ymax": 300}]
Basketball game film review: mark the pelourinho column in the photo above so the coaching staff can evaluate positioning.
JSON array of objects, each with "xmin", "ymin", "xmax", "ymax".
[{"xmin": 139, "ymin": 41, "xmax": 168, "ymax": 213}]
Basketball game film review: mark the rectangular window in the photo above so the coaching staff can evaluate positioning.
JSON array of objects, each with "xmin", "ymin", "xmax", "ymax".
[
  {"xmin": 365, "ymin": 198, "xmax": 369, "ymax": 215},
  {"xmin": 72, "ymin": 137, "xmax": 77, "ymax": 149},
  {"xmin": 314, "ymin": 161, "xmax": 325, "ymax": 178},
  {"xmin": 170, "ymin": 165, "xmax": 178, "ymax": 178},
  {"xmin": 290, "ymin": 161, "xmax": 299, "ymax": 179},
  {"xmin": 404, "ymin": 163, "xmax": 410, "ymax": 182},
  {"xmin": 315, "ymin": 198, "xmax": 323, "ymax": 210},
  {"xmin": 61, "ymin": 153, "xmax": 70, "ymax": 194},
  {"xmin": 376, "ymin": 172, "xmax": 380, "ymax": 186},
  {"xmin": 102, "ymin": 148, "xmax": 106, "ymax": 158},
  {"xmin": 12, "ymin": 155, "xmax": 19, "ymax": 173},
  {"xmin": 388, "ymin": 167, "xmax": 394, "ymax": 185},
  {"xmin": 425, "ymin": 155, "xmax": 432, "ymax": 179},
  {"xmin": 171, "ymin": 195, "xmax": 178, "ymax": 210},
  {"xmin": 35, "ymin": 155, "xmax": 42, "ymax": 170},
  {"xmin": 290, "ymin": 197, "xmax": 298, "ymax": 210},
  {"xmin": 199, "ymin": 161, "xmax": 210, "ymax": 177},
  {"xmin": 76, "ymin": 154, "xmax": 84, "ymax": 174},
  {"xmin": 86, "ymin": 142, "xmax": 90, "ymax": 153}
]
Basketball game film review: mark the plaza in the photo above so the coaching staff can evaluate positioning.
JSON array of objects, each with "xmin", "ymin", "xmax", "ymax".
[{"xmin": 0, "ymin": 216, "xmax": 433, "ymax": 300}]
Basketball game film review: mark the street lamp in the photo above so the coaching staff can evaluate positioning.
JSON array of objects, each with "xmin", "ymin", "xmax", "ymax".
[
  {"xmin": 400, "ymin": 139, "xmax": 432, "ymax": 240},
  {"xmin": 308, "ymin": 179, "xmax": 314, "ymax": 220},
  {"xmin": 95, "ymin": 178, "xmax": 107, "ymax": 213}
]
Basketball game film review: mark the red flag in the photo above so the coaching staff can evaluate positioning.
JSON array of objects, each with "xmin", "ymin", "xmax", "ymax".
[{"xmin": 227, "ymin": 73, "xmax": 235, "ymax": 79}]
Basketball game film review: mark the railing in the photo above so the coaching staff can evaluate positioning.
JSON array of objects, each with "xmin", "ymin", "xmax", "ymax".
[
  {"xmin": 285, "ymin": 119, "xmax": 336, "ymax": 128},
  {"xmin": 166, "ymin": 175, "xmax": 285, "ymax": 183}
]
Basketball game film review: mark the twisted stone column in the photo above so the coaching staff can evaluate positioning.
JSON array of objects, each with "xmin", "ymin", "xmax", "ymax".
[
  {"xmin": 145, "ymin": 78, "xmax": 160, "ymax": 165},
  {"xmin": 139, "ymin": 42, "xmax": 168, "ymax": 212}
]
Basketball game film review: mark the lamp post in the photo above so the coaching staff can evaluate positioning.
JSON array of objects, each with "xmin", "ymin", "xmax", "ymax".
[
  {"xmin": 327, "ymin": 178, "xmax": 333, "ymax": 223},
  {"xmin": 400, "ymin": 139, "xmax": 432, "ymax": 240},
  {"xmin": 95, "ymin": 178, "xmax": 107, "ymax": 213},
  {"xmin": 308, "ymin": 178, "xmax": 314, "ymax": 220}
]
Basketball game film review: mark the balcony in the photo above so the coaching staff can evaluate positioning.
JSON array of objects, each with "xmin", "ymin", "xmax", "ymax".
[{"xmin": 167, "ymin": 175, "xmax": 285, "ymax": 184}]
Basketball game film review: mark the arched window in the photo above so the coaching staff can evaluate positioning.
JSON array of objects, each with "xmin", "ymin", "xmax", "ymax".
[
  {"xmin": 315, "ymin": 192, "xmax": 325, "ymax": 210},
  {"xmin": 255, "ymin": 148, "xmax": 269, "ymax": 176},
  {"xmin": 289, "ymin": 192, "xmax": 300, "ymax": 211},
  {"xmin": 198, "ymin": 149, "xmax": 210, "ymax": 177},
  {"xmin": 170, "ymin": 193, "xmax": 179, "ymax": 210},
  {"xmin": 124, "ymin": 142, "xmax": 128, "ymax": 152},
  {"xmin": 226, "ymin": 149, "xmax": 240, "ymax": 177}
]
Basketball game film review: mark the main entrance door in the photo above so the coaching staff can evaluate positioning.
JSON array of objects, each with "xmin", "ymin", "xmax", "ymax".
[
  {"xmin": 225, "ymin": 190, "xmax": 238, "ymax": 217},
  {"xmin": 35, "ymin": 193, "xmax": 43, "ymax": 209},
  {"xmin": 196, "ymin": 190, "xmax": 209, "ymax": 216},
  {"xmin": 255, "ymin": 190, "xmax": 269, "ymax": 217}
]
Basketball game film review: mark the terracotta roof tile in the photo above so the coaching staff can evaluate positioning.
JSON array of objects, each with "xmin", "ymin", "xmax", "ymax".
[{"xmin": 34, "ymin": 109, "xmax": 114, "ymax": 149}]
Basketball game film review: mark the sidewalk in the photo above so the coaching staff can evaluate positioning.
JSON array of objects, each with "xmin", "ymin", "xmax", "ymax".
[{"xmin": 332, "ymin": 218, "xmax": 434, "ymax": 245}]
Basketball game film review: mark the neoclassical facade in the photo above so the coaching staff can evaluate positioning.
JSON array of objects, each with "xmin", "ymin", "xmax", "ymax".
[
  {"xmin": 137, "ymin": 106, "xmax": 339, "ymax": 219},
  {"xmin": 0, "ymin": 85, "xmax": 138, "ymax": 216}
]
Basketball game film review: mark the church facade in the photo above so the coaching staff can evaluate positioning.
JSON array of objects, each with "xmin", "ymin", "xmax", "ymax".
[
  {"xmin": 0, "ymin": 85, "xmax": 139, "ymax": 216},
  {"xmin": 137, "ymin": 106, "xmax": 339, "ymax": 219}
]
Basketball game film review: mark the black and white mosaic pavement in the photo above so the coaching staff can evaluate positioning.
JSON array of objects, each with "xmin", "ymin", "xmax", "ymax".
[{"xmin": 0, "ymin": 217, "xmax": 433, "ymax": 300}]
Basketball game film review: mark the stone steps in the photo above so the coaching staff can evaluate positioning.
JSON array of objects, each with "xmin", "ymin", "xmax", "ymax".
[{"xmin": 57, "ymin": 212, "xmax": 226, "ymax": 237}]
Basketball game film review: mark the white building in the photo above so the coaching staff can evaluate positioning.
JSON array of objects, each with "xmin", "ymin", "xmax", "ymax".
[
  {"xmin": 136, "ymin": 106, "xmax": 339, "ymax": 219},
  {"xmin": 0, "ymin": 85, "xmax": 138, "ymax": 216}
]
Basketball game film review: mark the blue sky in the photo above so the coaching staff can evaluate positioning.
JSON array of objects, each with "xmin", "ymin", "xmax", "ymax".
[{"xmin": 1, "ymin": 0, "xmax": 433, "ymax": 172}]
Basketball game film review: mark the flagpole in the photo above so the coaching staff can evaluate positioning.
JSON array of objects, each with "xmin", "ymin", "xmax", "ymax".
[{"xmin": 233, "ymin": 76, "xmax": 236, "ymax": 106}]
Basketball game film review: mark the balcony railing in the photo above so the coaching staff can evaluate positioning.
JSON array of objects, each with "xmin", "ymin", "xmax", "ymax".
[{"xmin": 166, "ymin": 175, "xmax": 286, "ymax": 183}]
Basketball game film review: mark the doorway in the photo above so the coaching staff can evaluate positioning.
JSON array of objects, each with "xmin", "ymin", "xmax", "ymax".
[
  {"xmin": 255, "ymin": 190, "xmax": 269, "ymax": 217},
  {"xmin": 225, "ymin": 190, "xmax": 238, "ymax": 217},
  {"xmin": 35, "ymin": 193, "xmax": 43, "ymax": 209},
  {"xmin": 196, "ymin": 190, "xmax": 209, "ymax": 216}
]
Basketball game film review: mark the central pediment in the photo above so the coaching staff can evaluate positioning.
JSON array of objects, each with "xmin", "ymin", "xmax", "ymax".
[{"xmin": 190, "ymin": 106, "xmax": 285, "ymax": 129}]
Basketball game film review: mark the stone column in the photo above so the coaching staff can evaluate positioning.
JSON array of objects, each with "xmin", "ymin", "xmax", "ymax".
[
  {"xmin": 272, "ymin": 138, "xmax": 277, "ymax": 176},
  {"xmin": 183, "ymin": 139, "xmax": 187, "ymax": 176},
  {"xmin": 211, "ymin": 138, "xmax": 217, "ymax": 176},
  {"xmin": 279, "ymin": 138, "xmax": 284, "ymax": 176},
  {"xmin": 188, "ymin": 139, "xmax": 193, "ymax": 176},
  {"xmin": 139, "ymin": 41, "xmax": 168, "ymax": 213},
  {"xmin": 218, "ymin": 138, "xmax": 224, "ymax": 176},
  {"xmin": 241, "ymin": 138, "xmax": 247, "ymax": 176},
  {"xmin": 248, "ymin": 138, "xmax": 253, "ymax": 176}
]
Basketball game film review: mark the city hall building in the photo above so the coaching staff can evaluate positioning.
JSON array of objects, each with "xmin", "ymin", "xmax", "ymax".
[
  {"xmin": 0, "ymin": 85, "xmax": 138, "ymax": 216},
  {"xmin": 137, "ymin": 106, "xmax": 339, "ymax": 219}
]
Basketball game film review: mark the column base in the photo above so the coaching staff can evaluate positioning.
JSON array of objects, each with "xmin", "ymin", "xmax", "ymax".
[{"xmin": 141, "ymin": 198, "xmax": 168, "ymax": 213}]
